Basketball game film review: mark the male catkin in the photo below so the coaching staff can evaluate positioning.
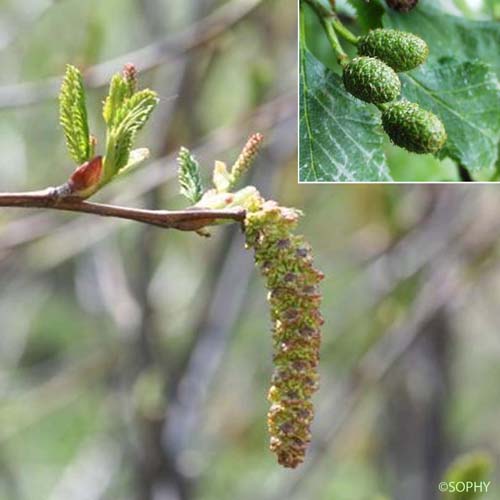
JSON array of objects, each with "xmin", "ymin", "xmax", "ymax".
[{"xmin": 245, "ymin": 201, "xmax": 323, "ymax": 468}]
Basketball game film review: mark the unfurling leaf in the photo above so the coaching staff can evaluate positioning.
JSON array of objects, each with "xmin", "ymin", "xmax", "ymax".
[
  {"xmin": 177, "ymin": 147, "xmax": 204, "ymax": 203},
  {"xmin": 102, "ymin": 80, "xmax": 158, "ymax": 184},
  {"xmin": 112, "ymin": 89, "xmax": 159, "ymax": 172},
  {"xmin": 103, "ymin": 74, "xmax": 129, "ymax": 127},
  {"xmin": 59, "ymin": 65, "xmax": 91, "ymax": 165}
]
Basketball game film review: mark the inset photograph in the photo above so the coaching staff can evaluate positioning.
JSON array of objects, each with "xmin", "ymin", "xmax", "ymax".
[{"xmin": 299, "ymin": 0, "xmax": 500, "ymax": 182}]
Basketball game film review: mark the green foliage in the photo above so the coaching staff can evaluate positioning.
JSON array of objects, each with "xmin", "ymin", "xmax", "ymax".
[
  {"xmin": 102, "ymin": 75, "xmax": 158, "ymax": 184},
  {"xmin": 110, "ymin": 89, "xmax": 158, "ymax": 172},
  {"xmin": 382, "ymin": 100, "xmax": 447, "ymax": 154},
  {"xmin": 443, "ymin": 452, "xmax": 492, "ymax": 500},
  {"xmin": 177, "ymin": 147, "xmax": 204, "ymax": 204},
  {"xmin": 59, "ymin": 65, "xmax": 90, "ymax": 165},
  {"xmin": 57, "ymin": 64, "xmax": 158, "ymax": 196},
  {"xmin": 102, "ymin": 73, "xmax": 129, "ymax": 127},
  {"xmin": 343, "ymin": 56, "xmax": 401, "ymax": 104},
  {"xmin": 300, "ymin": 48, "xmax": 390, "ymax": 182},
  {"xmin": 399, "ymin": 59, "xmax": 500, "ymax": 170},
  {"xmin": 347, "ymin": 0, "xmax": 384, "ymax": 30},
  {"xmin": 358, "ymin": 29, "xmax": 428, "ymax": 71}
]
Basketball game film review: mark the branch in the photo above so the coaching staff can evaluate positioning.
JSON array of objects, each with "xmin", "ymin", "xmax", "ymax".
[{"xmin": 0, "ymin": 189, "xmax": 245, "ymax": 232}]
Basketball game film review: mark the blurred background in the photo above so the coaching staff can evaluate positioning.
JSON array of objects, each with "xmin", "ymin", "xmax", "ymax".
[{"xmin": 1, "ymin": 1, "xmax": 500, "ymax": 500}]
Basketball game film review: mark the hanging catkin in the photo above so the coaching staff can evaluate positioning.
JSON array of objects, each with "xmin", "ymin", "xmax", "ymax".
[{"xmin": 245, "ymin": 200, "xmax": 324, "ymax": 468}]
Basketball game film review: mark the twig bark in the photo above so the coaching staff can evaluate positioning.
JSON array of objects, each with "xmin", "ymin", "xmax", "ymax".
[{"xmin": 0, "ymin": 189, "xmax": 245, "ymax": 231}]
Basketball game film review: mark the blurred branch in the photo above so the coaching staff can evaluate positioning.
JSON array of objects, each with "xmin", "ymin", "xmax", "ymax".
[
  {"xmin": 0, "ymin": 0, "xmax": 264, "ymax": 109},
  {"xmin": 333, "ymin": 187, "xmax": 477, "ymax": 335},
  {"xmin": 0, "ymin": 189, "xmax": 245, "ymax": 231},
  {"xmin": 0, "ymin": 350, "xmax": 116, "ymax": 444},
  {"xmin": 0, "ymin": 0, "xmax": 63, "ymax": 51},
  {"xmin": 47, "ymin": 437, "xmax": 121, "ymax": 500}
]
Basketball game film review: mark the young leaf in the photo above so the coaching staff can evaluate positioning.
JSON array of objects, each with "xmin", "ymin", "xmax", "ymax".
[
  {"xmin": 177, "ymin": 147, "xmax": 204, "ymax": 203},
  {"xmin": 112, "ymin": 89, "xmax": 159, "ymax": 172},
  {"xmin": 103, "ymin": 74, "xmax": 129, "ymax": 128},
  {"xmin": 59, "ymin": 65, "xmax": 90, "ymax": 165}
]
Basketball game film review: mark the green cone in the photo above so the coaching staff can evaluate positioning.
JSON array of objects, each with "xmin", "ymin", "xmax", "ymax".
[
  {"xmin": 382, "ymin": 100, "xmax": 447, "ymax": 154},
  {"xmin": 343, "ymin": 57, "xmax": 401, "ymax": 104},
  {"xmin": 359, "ymin": 29, "xmax": 429, "ymax": 72}
]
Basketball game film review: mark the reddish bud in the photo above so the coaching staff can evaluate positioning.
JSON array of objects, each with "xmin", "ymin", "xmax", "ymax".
[{"xmin": 68, "ymin": 156, "xmax": 103, "ymax": 197}]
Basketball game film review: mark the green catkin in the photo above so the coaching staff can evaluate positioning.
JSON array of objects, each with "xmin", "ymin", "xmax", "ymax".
[
  {"xmin": 386, "ymin": 0, "xmax": 419, "ymax": 12},
  {"xmin": 230, "ymin": 133, "xmax": 264, "ymax": 186},
  {"xmin": 358, "ymin": 29, "xmax": 429, "ymax": 72},
  {"xmin": 343, "ymin": 57, "xmax": 401, "ymax": 104},
  {"xmin": 244, "ymin": 199, "xmax": 324, "ymax": 468},
  {"xmin": 381, "ymin": 100, "xmax": 447, "ymax": 154}
]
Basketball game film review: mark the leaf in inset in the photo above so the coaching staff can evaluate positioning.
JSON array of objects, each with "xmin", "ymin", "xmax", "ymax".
[
  {"xmin": 400, "ymin": 59, "xmax": 500, "ymax": 171},
  {"xmin": 300, "ymin": 47, "xmax": 390, "ymax": 182}
]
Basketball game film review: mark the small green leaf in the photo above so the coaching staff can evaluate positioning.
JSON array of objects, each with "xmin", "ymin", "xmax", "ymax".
[
  {"xmin": 59, "ymin": 64, "xmax": 90, "ymax": 165},
  {"xmin": 113, "ymin": 89, "xmax": 158, "ymax": 171},
  {"xmin": 102, "ymin": 88, "xmax": 159, "ymax": 182},
  {"xmin": 177, "ymin": 147, "xmax": 204, "ymax": 203},
  {"xmin": 103, "ymin": 74, "xmax": 129, "ymax": 128}
]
